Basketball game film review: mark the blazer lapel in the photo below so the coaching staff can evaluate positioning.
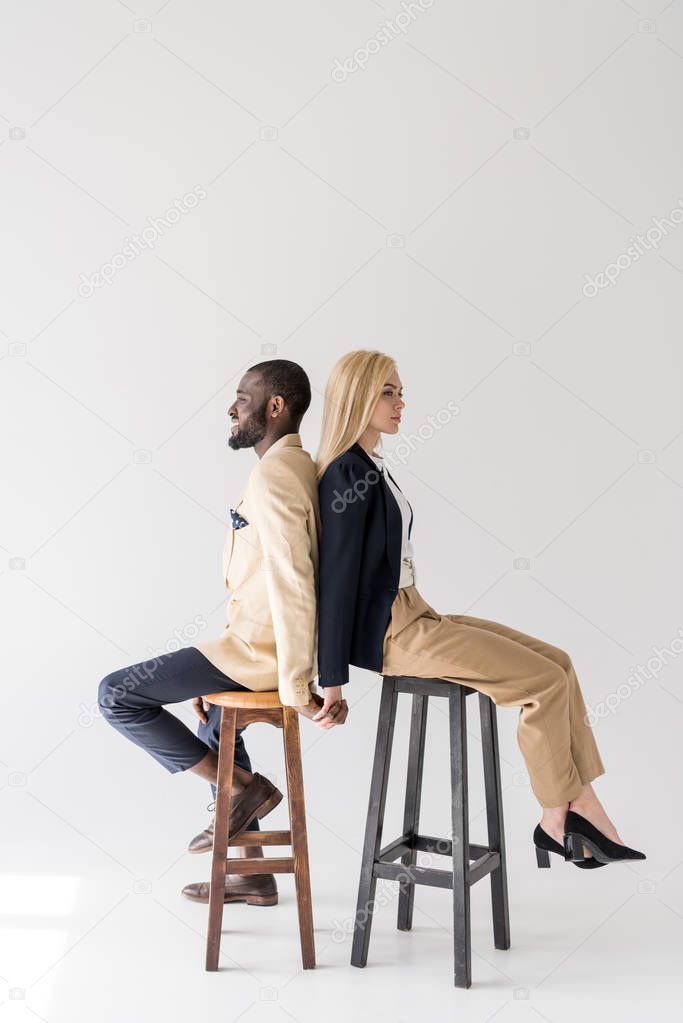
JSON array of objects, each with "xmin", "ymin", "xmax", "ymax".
[
  {"xmin": 381, "ymin": 475, "xmax": 402, "ymax": 587},
  {"xmin": 385, "ymin": 466, "xmax": 413, "ymax": 538},
  {"xmin": 349, "ymin": 442, "xmax": 402, "ymax": 587}
]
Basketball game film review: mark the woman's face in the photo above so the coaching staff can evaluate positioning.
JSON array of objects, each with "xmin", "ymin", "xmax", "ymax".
[{"xmin": 369, "ymin": 370, "xmax": 405, "ymax": 435}]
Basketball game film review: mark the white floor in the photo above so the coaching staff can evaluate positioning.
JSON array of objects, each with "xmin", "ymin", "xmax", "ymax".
[{"xmin": 3, "ymin": 727, "xmax": 681, "ymax": 1023}]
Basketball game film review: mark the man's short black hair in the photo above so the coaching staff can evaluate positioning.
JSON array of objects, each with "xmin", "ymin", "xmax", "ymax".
[{"xmin": 248, "ymin": 359, "xmax": 312, "ymax": 423}]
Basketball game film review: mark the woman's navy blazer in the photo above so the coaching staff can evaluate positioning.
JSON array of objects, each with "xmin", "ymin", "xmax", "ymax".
[{"xmin": 317, "ymin": 442, "xmax": 413, "ymax": 687}]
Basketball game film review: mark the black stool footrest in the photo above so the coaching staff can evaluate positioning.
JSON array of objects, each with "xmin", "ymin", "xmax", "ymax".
[
  {"xmin": 379, "ymin": 833, "xmax": 495, "ymax": 862},
  {"xmin": 375, "ymin": 833, "xmax": 501, "ymax": 887},
  {"xmin": 374, "ymin": 861, "xmax": 455, "ymax": 889}
]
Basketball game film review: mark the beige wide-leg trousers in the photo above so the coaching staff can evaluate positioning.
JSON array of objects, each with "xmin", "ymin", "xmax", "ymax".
[{"xmin": 381, "ymin": 585, "xmax": 605, "ymax": 808}]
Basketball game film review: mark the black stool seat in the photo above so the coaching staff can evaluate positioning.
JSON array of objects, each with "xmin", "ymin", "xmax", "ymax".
[{"xmin": 350, "ymin": 675, "xmax": 511, "ymax": 988}]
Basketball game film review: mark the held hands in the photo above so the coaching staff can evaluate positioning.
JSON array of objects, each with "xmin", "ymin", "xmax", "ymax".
[
  {"xmin": 192, "ymin": 690, "xmax": 348, "ymax": 731},
  {"xmin": 295, "ymin": 686, "xmax": 349, "ymax": 730}
]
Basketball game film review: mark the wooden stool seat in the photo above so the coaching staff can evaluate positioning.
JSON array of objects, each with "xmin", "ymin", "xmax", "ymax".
[
  {"xmin": 203, "ymin": 690, "xmax": 283, "ymax": 710},
  {"xmin": 202, "ymin": 688, "xmax": 315, "ymax": 972}
]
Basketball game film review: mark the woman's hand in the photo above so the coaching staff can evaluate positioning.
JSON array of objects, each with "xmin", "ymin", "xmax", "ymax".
[
  {"xmin": 312, "ymin": 686, "xmax": 349, "ymax": 728},
  {"xmin": 294, "ymin": 690, "xmax": 349, "ymax": 729}
]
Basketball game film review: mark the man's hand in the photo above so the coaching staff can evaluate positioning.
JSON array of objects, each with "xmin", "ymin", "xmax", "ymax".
[
  {"xmin": 295, "ymin": 691, "xmax": 348, "ymax": 729},
  {"xmin": 191, "ymin": 696, "xmax": 209, "ymax": 725}
]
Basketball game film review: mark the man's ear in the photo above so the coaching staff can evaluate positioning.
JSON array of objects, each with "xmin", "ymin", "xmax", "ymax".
[{"xmin": 269, "ymin": 394, "xmax": 285, "ymax": 418}]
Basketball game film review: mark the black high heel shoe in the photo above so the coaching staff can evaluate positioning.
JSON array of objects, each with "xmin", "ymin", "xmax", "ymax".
[
  {"xmin": 563, "ymin": 810, "xmax": 646, "ymax": 864},
  {"xmin": 533, "ymin": 823, "xmax": 605, "ymax": 869}
]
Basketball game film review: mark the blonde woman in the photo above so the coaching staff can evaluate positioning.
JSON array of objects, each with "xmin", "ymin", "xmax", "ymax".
[{"xmin": 313, "ymin": 350, "xmax": 645, "ymax": 867}]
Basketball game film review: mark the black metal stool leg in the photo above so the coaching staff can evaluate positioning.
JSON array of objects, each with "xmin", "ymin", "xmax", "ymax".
[
  {"xmin": 449, "ymin": 685, "xmax": 471, "ymax": 989},
  {"xmin": 397, "ymin": 693, "xmax": 428, "ymax": 931},
  {"xmin": 351, "ymin": 677, "xmax": 398, "ymax": 968},
  {"xmin": 479, "ymin": 692, "xmax": 511, "ymax": 950}
]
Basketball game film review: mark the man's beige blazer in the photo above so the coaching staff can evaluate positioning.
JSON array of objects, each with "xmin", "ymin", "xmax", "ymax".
[{"xmin": 195, "ymin": 433, "xmax": 320, "ymax": 707}]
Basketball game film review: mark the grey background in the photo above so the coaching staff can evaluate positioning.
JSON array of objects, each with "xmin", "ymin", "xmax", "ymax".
[{"xmin": 1, "ymin": 0, "xmax": 682, "ymax": 1019}]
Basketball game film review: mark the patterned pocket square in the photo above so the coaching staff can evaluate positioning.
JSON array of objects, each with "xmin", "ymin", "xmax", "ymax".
[{"xmin": 230, "ymin": 507, "xmax": 249, "ymax": 530}]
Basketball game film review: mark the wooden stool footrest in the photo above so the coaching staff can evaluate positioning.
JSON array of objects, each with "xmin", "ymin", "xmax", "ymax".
[
  {"xmin": 225, "ymin": 857, "xmax": 295, "ymax": 875},
  {"xmin": 229, "ymin": 830, "xmax": 291, "ymax": 846}
]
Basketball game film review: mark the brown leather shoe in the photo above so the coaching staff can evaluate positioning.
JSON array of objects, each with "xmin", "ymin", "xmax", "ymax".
[
  {"xmin": 187, "ymin": 774, "xmax": 282, "ymax": 854},
  {"xmin": 230, "ymin": 773, "xmax": 283, "ymax": 836},
  {"xmin": 188, "ymin": 816, "xmax": 215, "ymax": 854},
  {"xmin": 182, "ymin": 873, "xmax": 278, "ymax": 906}
]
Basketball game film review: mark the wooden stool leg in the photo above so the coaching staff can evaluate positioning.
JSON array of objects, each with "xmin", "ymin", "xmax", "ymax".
[
  {"xmin": 205, "ymin": 706, "xmax": 237, "ymax": 971},
  {"xmin": 282, "ymin": 706, "xmax": 315, "ymax": 970},
  {"xmin": 479, "ymin": 692, "xmax": 511, "ymax": 950},
  {"xmin": 351, "ymin": 676, "xmax": 398, "ymax": 968},
  {"xmin": 397, "ymin": 692, "xmax": 428, "ymax": 931},
  {"xmin": 449, "ymin": 686, "xmax": 471, "ymax": 988}
]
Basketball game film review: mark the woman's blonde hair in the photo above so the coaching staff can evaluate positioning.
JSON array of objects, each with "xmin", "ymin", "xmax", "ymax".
[{"xmin": 315, "ymin": 349, "xmax": 397, "ymax": 480}]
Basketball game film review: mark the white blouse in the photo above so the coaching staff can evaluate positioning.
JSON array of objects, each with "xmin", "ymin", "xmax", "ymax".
[{"xmin": 370, "ymin": 450, "xmax": 417, "ymax": 588}]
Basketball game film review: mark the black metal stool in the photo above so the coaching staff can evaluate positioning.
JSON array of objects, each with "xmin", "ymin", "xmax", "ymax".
[{"xmin": 350, "ymin": 675, "xmax": 511, "ymax": 987}]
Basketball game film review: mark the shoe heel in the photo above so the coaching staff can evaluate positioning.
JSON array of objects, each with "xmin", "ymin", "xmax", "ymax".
[
  {"xmin": 245, "ymin": 893, "xmax": 278, "ymax": 907},
  {"xmin": 564, "ymin": 832, "xmax": 585, "ymax": 861},
  {"xmin": 256, "ymin": 789, "xmax": 283, "ymax": 820},
  {"xmin": 535, "ymin": 846, "xmax": 551, "ymax": 868}
]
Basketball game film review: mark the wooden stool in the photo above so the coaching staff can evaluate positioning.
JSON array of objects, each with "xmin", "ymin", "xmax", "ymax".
[
  {"xmin": 351, "ymin": 675, "xmax": 511, "ymax": 987},
  {"xmin": 202, "ymin": 690, "xmax": 315, "ymax": 972}
]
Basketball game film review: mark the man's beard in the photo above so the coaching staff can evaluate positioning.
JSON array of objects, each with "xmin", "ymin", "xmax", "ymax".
[{"xmin": 228, "ymin": 403, "xmax": 268, "ymax": 450}]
